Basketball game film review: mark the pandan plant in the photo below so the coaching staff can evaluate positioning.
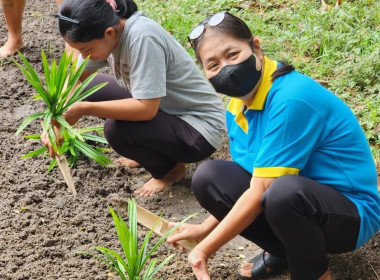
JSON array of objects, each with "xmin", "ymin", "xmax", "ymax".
[
  {"xmin": 78, "ymin": 199, "xmax": 194, "ymax": 280},
  {"xmin": 22, "ymin": 125, "xmax": 111, "ymax": 172},
  {"xmin": 14, "ymin": 50, "xmax": 110, "ymax": 196}
]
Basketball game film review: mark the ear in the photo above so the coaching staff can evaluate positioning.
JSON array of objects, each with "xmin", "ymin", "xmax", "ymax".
[
  {"xmin": 104, "ymin": 27, "xmax": 116, "ymax": 38},
  {"xmin": 252, "ymin": 36, "xmax": 264, "ymax": 59}
]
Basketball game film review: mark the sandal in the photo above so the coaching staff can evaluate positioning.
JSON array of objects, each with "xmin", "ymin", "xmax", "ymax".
[{"xmin": 239, "ymin": 251, "xmax": 287, "ymax": 280}]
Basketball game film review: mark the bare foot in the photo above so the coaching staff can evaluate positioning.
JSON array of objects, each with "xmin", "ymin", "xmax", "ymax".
[
  {"xmin": 239, "ymin": 261, "xmax": 254, "ymax": 278},
  {"xmin": 239, "ymin": 252, "xmax": 284, "ymax": 278},
  {"xmin": 134, "ymin": 162, "xmax": 186, "ymax": 197},
  {"xmin": 116, "ymin": 157, "xmax": 141, "ymax": 168},
  {"xmin": 0, "ymin": 37, "xmax": 24, "ymax": 58},
  {"xmin": 240, "ymin": 261, "xmax": 273, "ymax": 278}
]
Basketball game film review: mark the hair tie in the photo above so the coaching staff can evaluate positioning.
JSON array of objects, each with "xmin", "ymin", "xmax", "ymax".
[
  {"xmin": 106, "ymin": 0, "xmax": 117, "ymax": 11},
  {"xmin": 55, "ymin": 13, "xmax": 79, "ymax": 24}
]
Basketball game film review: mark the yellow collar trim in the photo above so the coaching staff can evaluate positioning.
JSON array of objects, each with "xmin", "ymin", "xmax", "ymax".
[{"xmin": 248, "ymin": 56, "xmax": 277, "ymax": 110}]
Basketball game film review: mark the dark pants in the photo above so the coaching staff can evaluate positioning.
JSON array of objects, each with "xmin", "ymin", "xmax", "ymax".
[
  {"xmin": 192, "ymin": 160, "xmax": 360, "ymax": 280},
  {"xmin": 85, "ymin": 74, "xmax": 215, "ymax": 178}
]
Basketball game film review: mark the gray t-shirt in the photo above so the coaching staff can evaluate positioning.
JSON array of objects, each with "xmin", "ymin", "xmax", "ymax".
[{"xmin": 79, "ymin": 11, "xmax": 226, "ymax": 149}]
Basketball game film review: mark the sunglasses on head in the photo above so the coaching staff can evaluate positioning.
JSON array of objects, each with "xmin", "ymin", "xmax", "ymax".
[{"xmin": 188, "ymin": 11, "xmax": 248, "ymax": 49}]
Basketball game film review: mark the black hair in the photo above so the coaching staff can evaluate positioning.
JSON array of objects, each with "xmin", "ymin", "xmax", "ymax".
[
  {"xmin": 192, "ymin": 13, "xmax": 253, "ymax": 63},
  {"xmin": 272, "ymin": 61, "xmax": 295, "ymax": 81},
  {"xmin": 58, "ymin": 0, "xmax": 138, "ymax": 42},
  {"xmin": 193, "ymin": 12, "xmax": 294, "ymax": 81}
]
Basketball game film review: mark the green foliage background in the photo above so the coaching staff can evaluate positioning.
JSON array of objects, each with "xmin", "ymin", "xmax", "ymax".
[{"xmin": 137, "ymin": 0, "xmax": 380, "ymax": 166}]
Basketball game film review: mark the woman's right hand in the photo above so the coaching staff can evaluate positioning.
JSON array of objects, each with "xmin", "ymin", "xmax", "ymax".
[
  {"xmin": 167, "ymin": 223, "xmax": 208, "ymax": 251},
  {"xmin": 41, "ymin": 131, "xmax": 57, "ymax": 158},
  {"xmin": 189, "ymin": 248, "xmax": 210, "ymax": 280},
  {"xmin": 41, "ymin": 123, "xmax": 64, "ymax": 158}
]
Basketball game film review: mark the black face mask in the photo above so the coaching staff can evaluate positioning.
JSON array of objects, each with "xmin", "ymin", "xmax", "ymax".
[{"xmin": 209, "ymin": 55, "xmax": 262, "ymax": 97}]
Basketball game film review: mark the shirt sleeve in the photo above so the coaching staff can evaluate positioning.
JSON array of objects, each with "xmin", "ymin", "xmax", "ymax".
[
  {"xmin": 253, "ymin": 97, "xmax": 326, "ymax": 177},
  {"xmin": 128, "ymin": 36, "xmax": 167, "ymax": 99},
  {"xmin": 77, "ymin": 54, "xmax": 108, "ymax": 72}
]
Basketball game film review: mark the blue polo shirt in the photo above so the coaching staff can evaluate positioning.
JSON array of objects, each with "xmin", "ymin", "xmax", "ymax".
[{"xmin": 226, "ymin": 57, "xmax": 380, "ymax": 249}]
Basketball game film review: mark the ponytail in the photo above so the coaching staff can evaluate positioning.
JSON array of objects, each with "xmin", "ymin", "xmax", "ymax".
[
  {"xmin": 58, "ymin": 0, "xmax": 138, "ymax": 43},
  {"xmin": 271, "ymin": 61, "xmax": 295, "ymax": 82},
  {"xmin": 117, "ymin": 0, "xmax": 138, "ymax": 19}
]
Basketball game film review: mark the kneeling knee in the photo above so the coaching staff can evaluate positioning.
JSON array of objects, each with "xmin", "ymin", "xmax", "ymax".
[
  {"xmin": 191, "ymin": 161, "xmax": 217, "ymax": 196},
  {"xmin": 104, "ymin": 119, "xmax": 119, "ymax": 146},
  {"xmin": 262, "ymin": 175, "xmax": 306, "ymax": 220}
]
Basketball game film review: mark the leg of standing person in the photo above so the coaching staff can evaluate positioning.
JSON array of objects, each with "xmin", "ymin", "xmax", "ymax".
[{"xmin": 0, "ymin": 0, "xmax": 26, "ymax": 57}]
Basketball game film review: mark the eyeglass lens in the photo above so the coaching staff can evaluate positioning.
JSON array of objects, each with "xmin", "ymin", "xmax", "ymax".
[
  {"xmin": 189, "ymin": 25, "xmax": 205, "ymax": 40},
  {"xmin": 208, "ymin": 11, "xmax": 226, "ymax": 26},
  {"xmin": 189, "ymin": 11, "xmax": 227, "ymax": 41}
]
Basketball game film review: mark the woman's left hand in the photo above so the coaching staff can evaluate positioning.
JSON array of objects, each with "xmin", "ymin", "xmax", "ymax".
[
  {"xmin": 63, "ymin": 102, "xmax": 84, "ymax": 125},
  {"xmin": 189, "ymin": 248, "xmax": 210, "ymax": 280}
]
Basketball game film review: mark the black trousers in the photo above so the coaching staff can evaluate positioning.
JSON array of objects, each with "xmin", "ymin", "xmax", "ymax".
[
  {"xmin": 84, "ymin": 74, "xmax": 215, "ymax": 178},
  {"xmin": 192, "ymin": 160, "xmax": 360, "ymax": 280}
]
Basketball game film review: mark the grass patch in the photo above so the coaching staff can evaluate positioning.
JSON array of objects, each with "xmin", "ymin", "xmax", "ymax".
[{"xmin": 136, "ymin": 0, "xmax": 379, "ymax": 166}]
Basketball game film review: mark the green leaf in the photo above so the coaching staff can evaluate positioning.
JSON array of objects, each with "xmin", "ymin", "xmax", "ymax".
[
  {"xmin": 73, "ymin": 138, "xmax": 112, "ymax": 166},
  {"xmin": 41, "ymin": 50, "xmax": 52, "ymax": 102},
  {"xmin": 54, "ymin": 116, "xmax": 83, "ymax": 141},
  {"xmin": 13, "ymin": 58, "xmax": 50, "ymax": 106},
  {"xmin": 79, "ymin": 125, "xmax": 104, "ymax": 134},
  {"xmin": 69, "ymin": 146, "xmax": 76, "ymax": 156},
  {"xmin": 42, "ymin": 111, "xmax": 53, "ymax": 134},
  {"xmin": 55, "ymin": 51, "xmax": 70, "ymax": 98},
  {"xmin": 66, "ymin": 55, "xmax": 89, "ymax": 90},
  {"xmin": 81, "ymin": 133, "xmax": 108, "ymax": 144},
  {"xmin": 15, "ymin": 112, "xmax": 45, "ymax": 135},
  {"xmin": 76, "ymin": 250, "xmax": 128, "ymax": 280},
  {"xmin": 63, "ymin": 79, "xmax": 107, "ymax": 111},
  {"xmin": 24, "ymin": 134, "xmax": 41, "ymax": 140},
  {"xmin": 47, "ymin": 126, "xmax": 60, "ymax": 154},
  {"xmin": 20, "ymin": 146, "xmax": 48, "ymax": 159},
  {"xmin": 47, "ymin": 158, "xmax": 57, "ymax": 172},
  {"xmin": 109, "ymin": 206, "xmax": 135, "ymax": 273},
  {"xmin": 17, "ymin": 51, "xmax": 43, "ymax": 89},
  {"xmin": 92, "ymin": 246, "xmax": 129, "ymax": 280}
]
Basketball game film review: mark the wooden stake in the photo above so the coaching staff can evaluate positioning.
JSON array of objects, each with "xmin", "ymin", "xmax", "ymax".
[
  {"xmin": 136, "ymin": 204, "xmax": 197, "ymax": 251},
  {"xmin": 41, "ymin": 122, "xmax": 76, "ymax": 197},
  {"xmin": 55, "ymin": 154, "xmax": 77, "ymax": 198}
]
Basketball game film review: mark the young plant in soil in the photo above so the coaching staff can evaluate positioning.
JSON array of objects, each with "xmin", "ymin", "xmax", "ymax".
[
  {"xmin": 22, "ymin": 125, "xmax": 111, "ymax": 172},
  {"xmin": 78, "ymin": 199, "xmax": 193, "ymax": 280},
  {"xmin": 14, "ymin": 50, "xmax": 110, "ymax": 196}
]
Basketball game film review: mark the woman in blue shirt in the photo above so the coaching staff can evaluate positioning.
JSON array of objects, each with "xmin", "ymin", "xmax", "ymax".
[{"xmin": 168, "ymin": 11, "xmax": 380, "ymax": 280}]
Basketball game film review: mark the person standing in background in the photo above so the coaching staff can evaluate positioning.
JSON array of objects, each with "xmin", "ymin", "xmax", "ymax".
[{"xmin": 0, "ymin": 0, "xmax": 77, "ymax": 57}]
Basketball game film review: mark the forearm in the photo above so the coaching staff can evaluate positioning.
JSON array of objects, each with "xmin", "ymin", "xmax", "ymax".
[
  {"xmin": 77, "ymin": 98, "xmax": 159, "ymax": 121},
  {"xmin": 195, "ymin": 176, "xmax": 275, "ymax": 258},
  {"xmin": 197, "ymin": 187, "xmax": 263, "ymax": 257},
  {"xmin": 200, "ymin": 215, "xmax": 220, "ymax": 235}
]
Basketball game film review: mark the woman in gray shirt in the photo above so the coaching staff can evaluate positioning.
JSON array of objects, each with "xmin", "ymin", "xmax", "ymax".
[{"xmin": 53, "ymin": 0, "xmax": 226, "ymax": 196}]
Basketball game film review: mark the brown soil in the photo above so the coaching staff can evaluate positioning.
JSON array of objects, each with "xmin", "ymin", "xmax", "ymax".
[{"xmin": 0, "ymin": 1, "xmax": 379, "ymax": 280}]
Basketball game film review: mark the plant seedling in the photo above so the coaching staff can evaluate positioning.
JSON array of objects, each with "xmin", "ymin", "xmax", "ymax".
[
  {"xmin": 22, "ymin": 126, "xmax": 111, "ymax": 171},
  {"xmin": 77, "ymin": 199, "xmax": 194, "ymax": 280},
  {"xmin": 13, "ymin": 50, "xmax": 109, "ymax": 196}
]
